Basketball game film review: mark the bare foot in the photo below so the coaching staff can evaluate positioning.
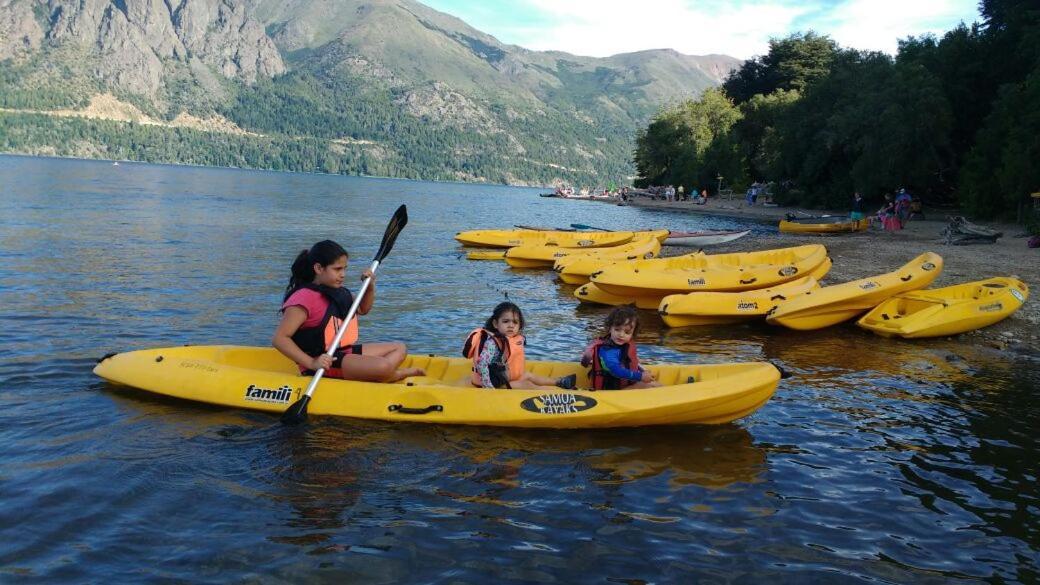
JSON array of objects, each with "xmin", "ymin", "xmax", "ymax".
[{"xmin": 388, "ymin": 367, "xmax": 426, "ymax": 382}]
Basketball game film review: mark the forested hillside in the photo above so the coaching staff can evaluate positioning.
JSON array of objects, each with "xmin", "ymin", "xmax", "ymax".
[{"xmin": 633, "ymin": 0, "xmax": 1040, "ymax": 222}]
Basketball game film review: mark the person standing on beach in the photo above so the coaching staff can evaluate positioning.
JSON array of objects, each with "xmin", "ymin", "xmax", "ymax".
[{"xmin": 851, "ymin": 192, "xmax": 864, "ymax": 220}]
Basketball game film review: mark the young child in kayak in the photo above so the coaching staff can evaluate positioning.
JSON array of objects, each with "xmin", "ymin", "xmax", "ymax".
[
  {"xmin": 581, "ymin": 306, "xmax": 660, "ymax": 389},
  {"xmin": 464, "ymin": 301, "xmax": 577, "ymax": 389},
  {"xmin": 273, "ymin": 240, "xmax": 424, "ymax": 382}
]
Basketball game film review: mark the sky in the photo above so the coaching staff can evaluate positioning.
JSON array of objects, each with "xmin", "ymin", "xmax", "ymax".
[{"xmin": 421, "ymin": 0, "xmax": 981, "ymax": 59}]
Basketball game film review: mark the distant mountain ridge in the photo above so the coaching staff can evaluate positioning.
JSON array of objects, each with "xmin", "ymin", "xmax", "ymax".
[{"xmin": 0, "ymin": 0, "xmax": 740, "ymax": 184}]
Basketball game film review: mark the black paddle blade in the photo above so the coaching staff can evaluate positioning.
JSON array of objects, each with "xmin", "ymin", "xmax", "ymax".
[
  {"xmin": 281, "ymin": 395, "xmax": 311, "ymax": 425},
  {"xmin": 374, "ymin": 204, "xmax": 408, "ymax": 262}
]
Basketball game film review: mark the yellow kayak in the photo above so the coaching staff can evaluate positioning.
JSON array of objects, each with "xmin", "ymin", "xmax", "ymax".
[
  {"xmin": 659, "ymin": 275, "xmax": 821, "ymax": 327},
  {"xmin": 767, "ymin": 252, "xmax": 943, "ymax": 330},
  {"xmin": 93, "ymin": 346, "xmax": 781, "ymax": 428},
  {"xmin": 553, "ymin": 238, "xmax": 671, "ymax": 284},
  {"xmin": 579, "ymin": 256, "xmax": 832, "ymax": 309},
  {"xmin": 466, "ymin": 250, "xmax": 507, "ymax": 261},
  {"xmin": 857, "ymin": 277, "xmax": 1029, "ymax": 338},
  {"xmin": 505, "ymin": 232, "xmax": 667, "ymax": 269},
  {"xmin": 574, "ymin": 282, "xmax": 668, "ymax": 309},
  {"xmin": 779, "ymin": 217, "xmax": 869, "ymax": 234},
  {"xmin": 455, "ymin": 229, "xmax": 635, "ymax": 249},
  {"xmin": 590, "ymin": 244, "xmax": 828, "ymax": 297}
]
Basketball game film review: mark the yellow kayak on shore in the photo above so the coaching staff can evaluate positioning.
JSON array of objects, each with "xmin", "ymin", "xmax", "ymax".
[
  {"xmin": 779, "ymin": 216, "xmax": 869, "ymax": 234},
  {"xmin": 505, "ymin": 233, "xmax": 667, "ymax": 269},
  {"xmin": 94, "ymin": 346, "xmax": 781, "ymax": 428},
  {"xmin": 553, "ymin": 238, "xmax": 671, "ymax": 284},
  {"xmin": 767, "ymin": 252, "xmax": 943, "ymax": 330},
  {"xmin": 590, "ymin": 244, "xmax": 828, "ymax": 297},
  {"xmin": 578, "ymin": 256, "xmax": 832, "ymax": 309},
  {"xmin": 857, "ymin": 277, "xmax": 1029, "ymax": 338},
  {"xmin": 455, "ymin": 229, "xmax": 635, "ymax": 249},
  {"xmin": 659, "ymin": 275, "xmax": 821, "ymax": 327}
]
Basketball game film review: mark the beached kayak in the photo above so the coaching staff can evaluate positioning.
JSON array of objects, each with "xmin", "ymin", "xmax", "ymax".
[
  {"xmin": 590, "ymin": 244, "xmax": 828, "ymax": 297},
  {"xmin": 505, "ymin": 232, "xmax": 667, "ymax": 269},
  {"xmin": 857, "ymin": 277, "xmax": 1029, "ymax": 338},
  {"xmin": 766, "ymin": 252, "xmax": 943, "ymax": 330},
  {"xmin": 93, "ymin": 346, "xmax": 781, "ymax": 428},
  {"xmin": 577, "ymin": 256, "xmax": 832, "ymax": 309},
  {"xmin": 553, "ymin": 238, "xmax": 672, "ymax": 284},
  {"xmin": 779, "ymin": 216, "xmax": 869, "ymax": 234},
  {"xmin": 574, "ymin": 282, "xmax": 668, "ymax": 309},
  {"xmin": 454, "ymin": 229, "xmax": 634, "ymax": 249},
  {"xmin": 659, "ymin": 275, "xmax": 821, "ymax": 327}
]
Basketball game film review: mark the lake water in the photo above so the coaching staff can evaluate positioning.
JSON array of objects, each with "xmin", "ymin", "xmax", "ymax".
[{"xmin": 1, "ymin": 155, "xmax": 1038, "ymax": 582}]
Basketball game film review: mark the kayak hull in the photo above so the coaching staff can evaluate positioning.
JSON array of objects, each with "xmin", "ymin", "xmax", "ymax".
[
  {"xmin": 455, "ymin": 229, "xmax": 634, "ymax": 249},
  {"xmin": 767, "ymin": 252, "xmax": 944, "ymax": 330},
  {"xmin": 93, "ymin": 346, "xmax": 780, "ymax": 428},
  {"xmin": 591, "ymin": 244, "xmax": 828, "ymax": 297},
  {"xmin": 506, "ymin": 233, "xmax": 666, "ymax": 270},
  {"xmin": 779, "ymin": 218, "xmax": 869, "ymax": 234},
  {"xmin": 857, "ymin": 277, "xmax": 1028, "ymax": 338},
  {"xmin": 659, "ymin": 276, "xmax": 820, "ymax": 328}
]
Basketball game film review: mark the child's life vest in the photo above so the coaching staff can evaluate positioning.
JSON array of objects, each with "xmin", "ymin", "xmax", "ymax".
[
  {"xmin": 289, "ymin": 283, "xmax": 359, "ymax": 358},
  {"xmin": 463, "ymin": 328, "xmax": 526, "ymax": 388},
  {"xmin": 581, "ymin": 337, "xmax": 640, "ymax": 390}
]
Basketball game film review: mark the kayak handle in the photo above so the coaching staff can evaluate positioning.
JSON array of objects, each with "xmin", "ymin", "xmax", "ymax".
[
  {"xmin": 740, "ymin": 277, "xmax": 758, "ymax": 285},
  {"xmin": 388, "ymin": 404, "xmax": 444, "ymax": 415},
  {"xmin": 900, "ymin": 275, "xmax": 913, "ymax": 282}
]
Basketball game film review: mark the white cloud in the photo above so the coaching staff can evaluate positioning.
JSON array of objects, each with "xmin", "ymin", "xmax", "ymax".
[
  {"xmin": 822, "ymin": 0, "xmax": 977, "ymax": 55},
  {"xmin": 488, "ymin": 0, "xmax": 979, "ymax": 59},
  {"xmin": 518, "ymin": 0, "xmax": 809, "ymax": 59}
]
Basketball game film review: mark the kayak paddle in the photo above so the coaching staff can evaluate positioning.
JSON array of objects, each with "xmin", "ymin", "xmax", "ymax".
[
  {"xmin": 281, "ymin": 204, "xmax": 408, "ymax": 425},
  {"xmin": 570, "ymin": 223, "xmax": 613, "ymax": 231}
]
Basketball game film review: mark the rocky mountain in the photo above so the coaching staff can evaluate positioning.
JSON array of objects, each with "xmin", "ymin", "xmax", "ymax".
[{"xmin": 0, "ymin": 0, "xmax": 740, "ymax": 184}]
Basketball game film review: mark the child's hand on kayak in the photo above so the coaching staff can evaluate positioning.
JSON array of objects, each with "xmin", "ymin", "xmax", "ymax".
[{"xmin": 641, "ymin": 370, "xmax": 655, "ymax": 383}]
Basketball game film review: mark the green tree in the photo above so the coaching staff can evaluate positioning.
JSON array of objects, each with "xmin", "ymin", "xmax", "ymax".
[{"xmin": 723, "ymin": 32, "xmax": 839, "ymax": 104}]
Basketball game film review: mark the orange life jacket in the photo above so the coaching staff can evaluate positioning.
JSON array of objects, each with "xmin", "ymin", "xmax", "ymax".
[
  {"xmin": 580, "ymin": 337, "xmax": 640, "ymax": 390},
  {"xmin": 290, "ymin": 284, "xmax": 359, "ymax": 359},
  {"xmin": 463, "ymin": 328, "xmax": 526, "ymax": 388}
]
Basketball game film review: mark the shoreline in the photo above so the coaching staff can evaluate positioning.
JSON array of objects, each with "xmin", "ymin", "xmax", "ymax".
[{"xmin": 623, "ymin": 198, "xmax": 1039, "ymax": 355}]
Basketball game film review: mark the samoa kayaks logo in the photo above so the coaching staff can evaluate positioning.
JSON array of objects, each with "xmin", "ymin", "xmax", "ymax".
[
  {"xmin": 778, "ymin": 266, "xmax": 798, "ymax": 277},
  {"xmin": 687, "ymin": 278, "xmax": 706, "ymax": 286},
  {"xmin": 736, "ymin": 301, "xmax": 759, "ymax": 311},
  {"xmin": 520, "ymin": 393, "xmax": 597, "ymax": 414},
  {"xmin": 978, "ymin": 302, "xmax": 1003, "ymax": 313},
  {"xmin": 859, "ymin": 281, "xmax": 880, "ymax": 291},
  {"xmin": 244, "ymin": 384, "xmax": 293, "ymax": 404}
]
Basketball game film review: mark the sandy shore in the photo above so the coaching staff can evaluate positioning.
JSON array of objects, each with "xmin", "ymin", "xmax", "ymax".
[{"xmin": 626, "ymin": 197, "xmax": 1040, "ymax": 355}]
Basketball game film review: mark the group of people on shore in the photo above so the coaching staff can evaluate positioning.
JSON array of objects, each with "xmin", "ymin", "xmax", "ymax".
[
  {"xmin": 855, "ymin": 188, "xmax": 923, "ymax": 230},
  {"xmin": 636, "ymin": 185, "xmax": 711, "ymax": 204},
  {"xmin": 273, "ymin": 240, "xmax": 659, "ymax": 391}
]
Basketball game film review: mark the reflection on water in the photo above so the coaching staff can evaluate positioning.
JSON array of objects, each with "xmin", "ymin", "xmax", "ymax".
[{"xmin": 1, "ymin": 156, "xmax": 1038, "ymax": 582}]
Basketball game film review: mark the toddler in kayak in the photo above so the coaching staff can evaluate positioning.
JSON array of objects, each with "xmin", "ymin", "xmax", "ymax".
[
  {"xmin": 581, "ymin": 306, "xmax": 660, "ymax": 389},
  {"xmin": 464, "ymin": 301, "xmax": 577, "ymax": 389},
  {"xmin": 273, "ymin": 240, "xmax": 424, "ymax": 382}
]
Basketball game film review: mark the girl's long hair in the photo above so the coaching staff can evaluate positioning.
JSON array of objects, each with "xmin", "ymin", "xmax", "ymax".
[
  {"xmin": 284, "ymin": 240, "xmax": 348, "ymax": 301},
  {"xmin": 485, "ymin": 301, "xmax": 524, "ymax": 332}
]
